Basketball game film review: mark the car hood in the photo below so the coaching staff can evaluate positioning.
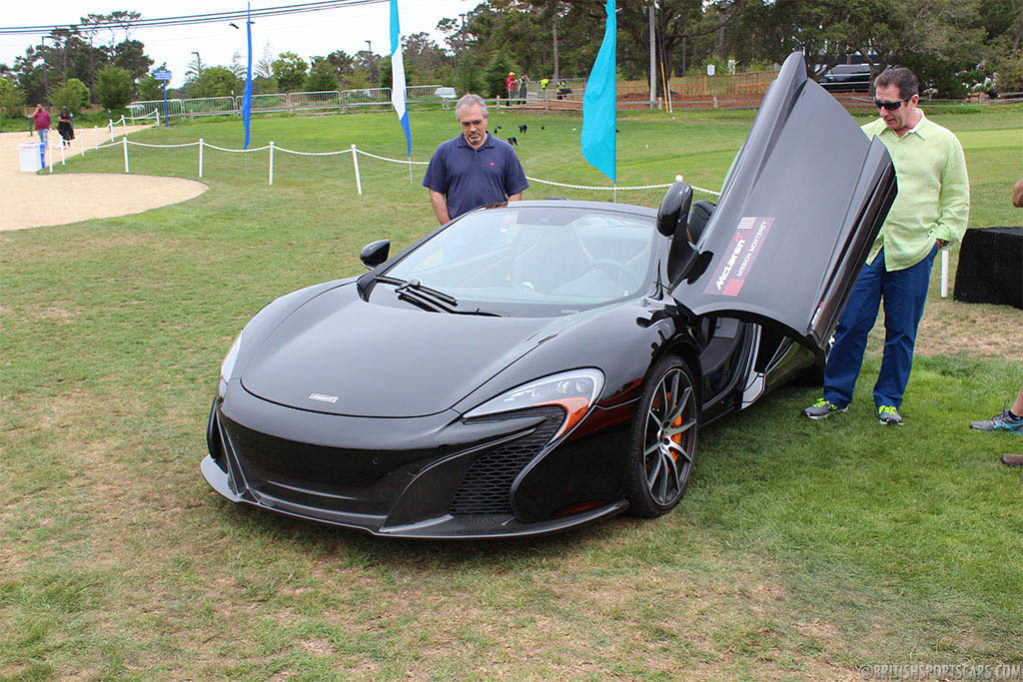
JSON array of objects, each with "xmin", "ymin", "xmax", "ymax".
[{"xmin": 240, "ymin": 284, "xmax": 568, "ymax": 417}]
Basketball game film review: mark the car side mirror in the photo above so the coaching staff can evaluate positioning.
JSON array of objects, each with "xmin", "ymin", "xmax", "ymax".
[
  {"xmin": 657, "ymin": 180, "xmax": 694, "ymax": 237},
  {"xmin": 360, "ymin": 240, "xmax": 390, "ymax": 269}
]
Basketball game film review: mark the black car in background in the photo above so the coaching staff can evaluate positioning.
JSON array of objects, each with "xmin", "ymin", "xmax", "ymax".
[
  {"xmin": 201, "ymin": 53, "xmax": 897, "ymax": 538},
  {"xmin": 819, "ymin": 63, "xmax": 872, "ymax": 92}
]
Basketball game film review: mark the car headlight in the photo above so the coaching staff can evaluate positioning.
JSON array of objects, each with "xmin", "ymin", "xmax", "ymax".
[
  {"xmin": 218, "ymin": 332, "xmax": 243, "ymax": 397},
  {"xmin": 464, "ymin": 369, "xmax": 604, "ymax": 440}
]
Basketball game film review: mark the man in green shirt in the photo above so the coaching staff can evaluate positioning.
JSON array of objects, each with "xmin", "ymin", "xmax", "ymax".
[{"xmin": 803, "ymin": 66, "xmax": 970, "ymax": 425}]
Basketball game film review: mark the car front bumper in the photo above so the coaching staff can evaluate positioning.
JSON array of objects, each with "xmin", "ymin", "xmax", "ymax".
[{"xmin": 202, "ymin": 387, "xmax": 631, "ymax": 539}]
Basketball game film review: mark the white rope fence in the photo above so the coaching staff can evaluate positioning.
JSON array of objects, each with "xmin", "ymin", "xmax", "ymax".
[{"xmin": 91, "ymin": 136, "xmax": 724, "ymax": 199}]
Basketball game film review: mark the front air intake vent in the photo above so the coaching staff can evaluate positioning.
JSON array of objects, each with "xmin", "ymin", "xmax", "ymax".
[{"xmin": 447, "ymin": 407, "xmax": 563, "ymax": 515}]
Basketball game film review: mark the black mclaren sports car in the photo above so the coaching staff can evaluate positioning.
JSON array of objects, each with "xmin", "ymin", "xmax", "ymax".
[{"xmin": 202, "ymin": 54, "xmax": 897, "ymax": 538}]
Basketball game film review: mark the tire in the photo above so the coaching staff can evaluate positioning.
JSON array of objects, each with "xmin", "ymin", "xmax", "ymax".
[{"xmin": 626, "ymin": 355, "xmax": 699, "ymax": 518}]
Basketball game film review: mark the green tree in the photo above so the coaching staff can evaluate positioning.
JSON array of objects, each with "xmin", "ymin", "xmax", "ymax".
[
  {"xmin": 456, "ymin": 53, "xmax": 486, "ymax": 96},
  {"xmin": 0, "ymin": 77, "xmax": 25, "ymax": 117},
  {"xmin": 306, "ymin": 58, "xmax": 339, "ymax": 91},
  {"xmin": 136, "ymin": 74, "xmax": 164, "ymax": 101},
  {"xmin": 191, "ymin": 66, "xmax": 240, "ymax": 98},
  {"xmin": 401, "ymin": 32, "xmax": 448, "ymax": 84},
  {"xmin": 96, "ymin": 66, "xmax": 133, "ymax": 108},
  {"xmin": 111, "ymin": 39, "xmax": 153, "ymax": 80},
  {"xmin": 484, "ymin": 48, "xmax": 518, "ymax": 98},
  {"xmin": 50, "ymin": 78, "xmax": 90, "ymax": 113},
  {"xmin": 272, "ymin": 51, "xmax": 307, "ymax": 91}
]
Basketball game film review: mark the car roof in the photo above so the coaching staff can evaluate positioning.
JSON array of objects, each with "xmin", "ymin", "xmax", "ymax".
[{"xmin": 828, "ymin": 64, "xmax": 870, "ymax": 73}]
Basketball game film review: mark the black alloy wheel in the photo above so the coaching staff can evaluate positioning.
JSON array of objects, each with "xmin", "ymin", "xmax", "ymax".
[{"xmin": 626, "ymin": 355, "xmax": 699, "ymax": 517}]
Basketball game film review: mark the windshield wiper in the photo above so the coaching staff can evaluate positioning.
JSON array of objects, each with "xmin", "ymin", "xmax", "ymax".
[
  {"xmin": 375, "ymin": 275, "xmax": 458, "ymax": 306},
  {"xmin": 373, "ymin": 275, "xmax": 503, "ymax": 317}
]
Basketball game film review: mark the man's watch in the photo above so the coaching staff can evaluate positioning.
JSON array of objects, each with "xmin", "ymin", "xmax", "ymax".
[{"xmin": 937, "ymin": 238, "xmax": 949, "ymax": 248}]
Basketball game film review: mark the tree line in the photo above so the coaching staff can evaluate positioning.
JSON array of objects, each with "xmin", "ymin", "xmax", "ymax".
[{"xmin": 1, "ymin": 0, "xmax": 1020, "ymax": 117}]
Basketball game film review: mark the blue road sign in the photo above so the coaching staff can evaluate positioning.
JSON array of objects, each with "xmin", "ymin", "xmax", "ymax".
[{"xmin": 153, "ymin": 70, "xmax": 172, "ymax": 81}]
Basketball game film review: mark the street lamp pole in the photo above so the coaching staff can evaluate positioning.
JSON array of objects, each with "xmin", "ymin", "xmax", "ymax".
[
  {"xmin": 40, "ymin": 36, "xmax": 50, "ymax": 102},
  {"xmin": 365, "ymin": 40, "xmax": 375, "ymax": 84}
]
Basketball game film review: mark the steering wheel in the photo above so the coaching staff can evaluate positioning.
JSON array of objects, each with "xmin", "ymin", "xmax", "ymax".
[{"xmin": 580, "ymin": 259, "xmax": 642, "ymax": 292}]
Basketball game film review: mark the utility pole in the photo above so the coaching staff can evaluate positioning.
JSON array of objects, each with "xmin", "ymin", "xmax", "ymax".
[
  {"xmin": 365, "ymin": 40, "xmax": 375, "ymax": 83},
  {"xmin": 552, "ymin": 13, "xmax": 559, "ymax": 80},
  {"xmin": 460, "ymin": 14, "xmax": 467, "ymax": 55},
  {"xmin": 649, "ymin": 5, "xmax": 656, "ymax": 108},
  {"xmin": 40, "ymin": 36, "xmax": 50, "ymax": 103}
]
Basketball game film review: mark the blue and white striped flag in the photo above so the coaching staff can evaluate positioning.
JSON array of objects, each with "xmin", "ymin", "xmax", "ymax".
[{"xmin": 389, "ymin": 0, "xmax": 412, "ymax": 157}]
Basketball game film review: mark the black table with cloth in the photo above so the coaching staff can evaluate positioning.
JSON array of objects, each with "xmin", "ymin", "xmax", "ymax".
[{"xmin": 953, "ymin": 226, "xmax": 1022, "ymax": 310}]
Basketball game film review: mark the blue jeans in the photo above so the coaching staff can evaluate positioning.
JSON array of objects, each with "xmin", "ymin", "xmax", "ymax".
[{"xmin": 822, "ymin": 245, "xmax": 937, "ymax": 409}]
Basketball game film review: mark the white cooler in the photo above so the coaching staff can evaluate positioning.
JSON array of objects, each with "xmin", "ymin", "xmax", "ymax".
[{"xmin": 19, "ymin": 142, "xmax": 42, "ymax": 172}]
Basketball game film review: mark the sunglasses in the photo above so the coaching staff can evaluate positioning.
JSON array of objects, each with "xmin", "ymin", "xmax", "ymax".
[{"xmin": 874, "ymin": 97, "xmax": 910, "ymax": 111}]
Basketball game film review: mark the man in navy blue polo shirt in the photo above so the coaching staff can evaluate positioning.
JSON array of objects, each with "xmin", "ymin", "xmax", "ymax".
[{"xmin": 423, "ymin": 93, "xmax": 528, "ymax": 224}]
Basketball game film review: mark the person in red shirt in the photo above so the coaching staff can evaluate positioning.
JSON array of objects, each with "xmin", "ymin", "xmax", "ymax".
[
  {"xmin": 30, "ymin": 104, "xmax": 51, "ymax": 163},
  {"xmin": 506, "ymin": 72, "xmax": 517, "ymax": 103}
]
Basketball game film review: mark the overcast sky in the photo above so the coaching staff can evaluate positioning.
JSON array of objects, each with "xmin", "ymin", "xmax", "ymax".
[{"xmin": 0, "ymin": 0, "xmax": 474, "ymax": 87}]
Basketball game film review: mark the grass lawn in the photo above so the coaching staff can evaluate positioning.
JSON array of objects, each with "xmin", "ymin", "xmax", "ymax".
[{"xmin": 2, "ymin": 104, "xmax": 1022, "ymax": 680}]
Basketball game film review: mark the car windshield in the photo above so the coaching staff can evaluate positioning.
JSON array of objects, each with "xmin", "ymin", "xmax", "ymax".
[{"xmin": 381, "ymin": 205, "xmax": 656, "ymax": 316}]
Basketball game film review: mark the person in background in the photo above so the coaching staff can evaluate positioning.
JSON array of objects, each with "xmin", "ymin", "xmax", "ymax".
[
  {"xmin": 57, "ymin": 106, "xmax": 75, "ymax": 146},
  {"xmin": 518, "ymin": 73, "xmax": 530, "ymax": 103},
  {"xmin": 30, "ymin": 104, "xmax": 51, "ymax": 153},
  {"xmin": 422, "ymin": 93, "xmax": 528, "ymax": 225},
  {"xmin": 969, "ymin": 179, "xmax": 1023, "ymax": 476},
  {"xmin": 802, "ymin": 66, "xmax": 970, "ymax": 426},
  {"xmin": 506, "ymin": 72, "xmax": 517, "ymax": 104}
]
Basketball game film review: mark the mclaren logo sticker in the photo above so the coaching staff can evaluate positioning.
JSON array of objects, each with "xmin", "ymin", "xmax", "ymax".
[
  {"xmin": 704, "ymin": 216, "xmax": 775, "ymax": 297},
  {"xmin": 308, "ymin": 393, "xmax": 339, "ymax": 404}
]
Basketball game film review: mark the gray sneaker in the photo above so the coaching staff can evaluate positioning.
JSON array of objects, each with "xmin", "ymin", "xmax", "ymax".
[
  {"xmin": 971, "ymin": 410, "xmax": 1023, "ymax": 433},
  {"xmin": 802, "ymin": 398, "xmax": 847, "ymax": 420},
  {"xmin": 878, "ymin": 405, "xmax": 903, "ymax": 426}
]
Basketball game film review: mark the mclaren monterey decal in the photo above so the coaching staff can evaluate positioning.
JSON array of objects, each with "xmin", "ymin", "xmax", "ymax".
[
  {"xmin": 308, "ymin": 393, "xmax": 339, "ymax": 404},
  {"xmin": 704, "ymin": 216, "xmax": 775, "ymax": 297}
]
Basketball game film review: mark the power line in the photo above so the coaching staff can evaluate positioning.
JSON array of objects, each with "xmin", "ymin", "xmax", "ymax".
[{"xmin": 0, "ymin": 0, "xmax": 387, "ymax": 36}]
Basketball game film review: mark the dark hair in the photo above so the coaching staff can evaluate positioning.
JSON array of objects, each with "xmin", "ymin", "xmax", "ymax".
[{"xmin": 874, "ymin": 67, "xmax": 918, "ymax": 99}]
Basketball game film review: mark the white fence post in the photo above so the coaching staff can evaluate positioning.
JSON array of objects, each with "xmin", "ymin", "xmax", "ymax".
[
  {"xmin": 123, "ymin": 137, "xmax": 130, "ymax": 174},
  {"xmin": 47, "ymin": 139, "xmax": 53, "ymax": 173},
  {"xmin": 199, "ymin": 138, "xmax": 204, "ymax": 178},
  {"xmin": 351, "ymin": 144, "xmax": 362, "ymax": 195},
  {"xmin": 940, "ymin": 249, "xmax": 949, "ymax": 298},
  {"xmin": 93, "ymin": 126, "xmax": 99, "ymax": 149},
  {"xmin": 155, "ymin": 110, "xmax": 160, "ymax": 127},
  {"xmin": 108, "ymin": 120, "xmax": 114, "ymax": 142},
  {"xmin": 60, "ymin": 139, "xmax": 65, "ymax": 166},
  {"xmin": 269, "ymin": 141, "xmax": 275, "ymax": 186}
]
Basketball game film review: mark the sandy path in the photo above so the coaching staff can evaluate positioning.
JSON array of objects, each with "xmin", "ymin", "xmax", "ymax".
[{"xmin": 1, "ymin": 126, "xmax": 207, "ymax": 231}]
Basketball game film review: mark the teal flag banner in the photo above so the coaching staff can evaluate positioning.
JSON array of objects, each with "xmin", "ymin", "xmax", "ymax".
[{"xmin": 580, "ymin": 0, "xmax": 616, "ymax": 183}]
